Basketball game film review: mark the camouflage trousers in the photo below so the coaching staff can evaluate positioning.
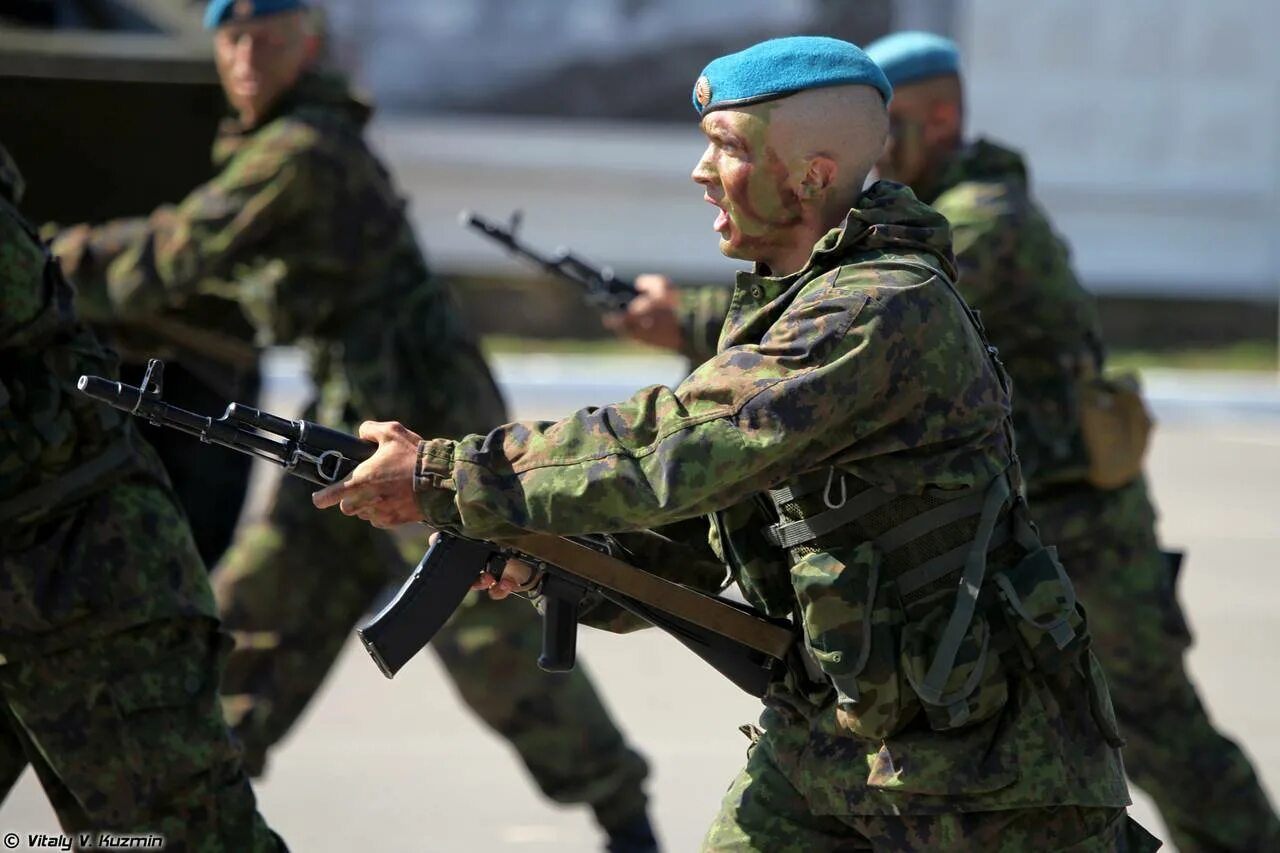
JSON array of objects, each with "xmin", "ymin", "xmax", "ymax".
[
  {"xmin": 1032, "ymin": 475, "xmax": 1280, "ymax": 853},
  {"xmin": 211, "ymin": 472, "xmax": 650, "ymax": 832},
  {"xmin": 0, "ymin": 617, "xmax": 283, "ymax": 852},
  {"xmin": 703, "ymin": 721, "xmax": 1158, "ymax": 852}
]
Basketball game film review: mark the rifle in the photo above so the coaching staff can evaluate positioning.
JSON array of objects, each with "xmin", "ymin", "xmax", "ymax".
[
  {"xmin": 78, "ymin": 359, "xmax": 795, "ymax": 697},
  {"xmin": 460, "ymin": 210, "xmax": 638, "ymax": 313}
]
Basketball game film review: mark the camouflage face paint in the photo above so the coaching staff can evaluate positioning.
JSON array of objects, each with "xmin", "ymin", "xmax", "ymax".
[
  {"xmin": 876, "ymin": 113, "xmax": 928, "ymax": 187},
  {"xmin": 692, "ymin": 106, "xmax": 805, "ymax": 268}
]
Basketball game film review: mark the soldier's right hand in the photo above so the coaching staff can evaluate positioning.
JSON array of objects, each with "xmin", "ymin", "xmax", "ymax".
[{"xmin": 602, "ymin": 274, "xmax": 685, "ymax": 352}]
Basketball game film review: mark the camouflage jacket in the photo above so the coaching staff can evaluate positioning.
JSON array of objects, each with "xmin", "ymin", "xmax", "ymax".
[
  {"xmin": 414, "ymin": 183, "xmax": 1127, "ymax": 815},
  {"xmin": 0, "ymin": 144, "xmax": 214, "ymax": 659},
  {"xmin": 925, "ymin": 139, "xmax": 1105, "ymax": 490},
  {"xmin": 53, "ymin": 72, "xmax": 503, "ymax": 437},
  {"xmin": 680, "ymin": 141, "xmax": 1108, "ymax": 492}
]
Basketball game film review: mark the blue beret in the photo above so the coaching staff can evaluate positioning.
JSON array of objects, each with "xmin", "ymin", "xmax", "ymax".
[
  {"xmin": 692, "ymin": 36, "xmax": 892, "ymax": 116},
  {"xmin": 864, "ymin": 31, "xmax": 960, "ymax": 87},
  {"xmin": 204, "ymin": 0, "xmax": 308, "ymax": 30}
]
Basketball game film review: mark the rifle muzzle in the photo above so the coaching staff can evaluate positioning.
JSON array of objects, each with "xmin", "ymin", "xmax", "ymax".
[{"xmin": 77, "ymin": 375, "xmax": 140, "ymax": 411}]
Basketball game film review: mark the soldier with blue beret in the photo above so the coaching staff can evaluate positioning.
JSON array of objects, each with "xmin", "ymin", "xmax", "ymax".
[
  {"xmin": 866, "ymin": 31, "xmax": 1280, "ymax": 853},
  {"xmin": 315, "ymin": 35, "xmax": 1156, "ymax": 851},
  {"xmin": 203, "ymin": 0, "xmax": 308, "ymax": 30}
]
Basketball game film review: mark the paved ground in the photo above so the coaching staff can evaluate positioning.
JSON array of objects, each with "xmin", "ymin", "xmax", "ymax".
[{"xmin": 2, "ymin": 362, "xmax": 1278, "ymax": 851}]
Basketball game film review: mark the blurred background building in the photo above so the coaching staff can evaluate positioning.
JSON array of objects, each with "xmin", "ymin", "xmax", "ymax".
[{"xmin": 2, "ymin": 0, "xmax": 1278, "ymax": 351}]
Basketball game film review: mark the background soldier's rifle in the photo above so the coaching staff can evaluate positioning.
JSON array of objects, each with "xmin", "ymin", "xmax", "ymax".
[
  {"xmin": 460, "ymin": 210, "xmax": 638, "ymax": 313},
  {"xmin": 79, "ymin": 359, "xmax": 794, "ymax": 697}
]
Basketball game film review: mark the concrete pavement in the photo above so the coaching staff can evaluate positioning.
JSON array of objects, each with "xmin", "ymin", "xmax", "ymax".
[{"xmin": 1, "ymin": 364, "xmax": 1277, "ymax": 851}]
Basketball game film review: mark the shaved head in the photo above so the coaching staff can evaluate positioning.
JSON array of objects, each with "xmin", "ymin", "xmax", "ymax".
[{"xmin": 761, "ymin": 84, "xmax": 890, "ymax": 221}]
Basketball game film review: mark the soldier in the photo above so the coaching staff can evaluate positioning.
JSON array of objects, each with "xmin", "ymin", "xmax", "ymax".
[
  {"xmin": 313, "ymin": 36, "xmax": 1158, "ymax": 851},
  {"xmin": 51, "ymin": 1, "xmax": 657, "ymax": 849},
  {"xmin": 863, "ymin": 32, "xmax": 1279, "ymax": 853},
  {"xmin": 0, "ymin": 143, "xmax": 284, "ymax": 849}
]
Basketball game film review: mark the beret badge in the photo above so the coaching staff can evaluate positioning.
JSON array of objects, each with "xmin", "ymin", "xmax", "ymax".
[
  {"xmin": 694, "ymin": 76, "xmax": 713, "ymax": 109},
  {"xmin": 233, "ymin": 0, "xmax": 254, "ymax": 18}
]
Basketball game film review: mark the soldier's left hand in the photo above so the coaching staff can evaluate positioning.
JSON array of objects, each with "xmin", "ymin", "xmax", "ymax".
[
  {"xmin": 312, "ymin": 420, "xmax": 425, "ymax": 527},
  {"xmin": 602, "ymin": 274, "xmax": 684, "ymax": 351}
]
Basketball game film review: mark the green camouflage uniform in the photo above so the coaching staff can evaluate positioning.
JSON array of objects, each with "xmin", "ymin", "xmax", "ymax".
[
  {"xmin": 677, "ymin": 143, "xmax": 1280, "ymax": 851},
  {"xmin": 0, "ymin": 144, "xmax": 282, "ymax": 851},
  {"xmin": 52, "ymin": 72, "xmax": 651, "ymax": 834},
  {"xmin": 412, "ymin": 182, "xmax": 1155, "ymax": 851},
  {"xmin": 929, "ymin": 140, "xmax": 1280, "ymax": 853}
]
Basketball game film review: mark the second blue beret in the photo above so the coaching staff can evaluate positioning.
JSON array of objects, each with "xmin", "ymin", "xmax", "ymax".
[
  {"xmin": 864, "ymin": 31, "xmax": 961, "ymax": 87},
  {"xmin": 204, "ymin": 0, "xmax": 308, "ymax": 31}
]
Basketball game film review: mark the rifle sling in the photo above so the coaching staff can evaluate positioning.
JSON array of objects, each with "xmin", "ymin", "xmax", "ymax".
[{"xmin": 502, "ymin": 533, "xmax": 794, "ymax": 660}]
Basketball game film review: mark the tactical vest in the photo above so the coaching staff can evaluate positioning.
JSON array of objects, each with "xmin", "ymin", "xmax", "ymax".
[{"xmin": 717, "ymin": 262, "xmax": 1111, "ymax": 742}]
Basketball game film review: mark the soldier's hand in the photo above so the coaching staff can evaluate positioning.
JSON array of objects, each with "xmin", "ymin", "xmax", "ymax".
[
  {"xmin": 602, "ymin": 274, "xmax": 684, "ymax": 351},
  {"xmin": 465, "ymin": 543, "xmax": 539, "ymax": 600},
  {"xmin": 312, "ymin": 420, "xmax": 425, "ymax": 528}
]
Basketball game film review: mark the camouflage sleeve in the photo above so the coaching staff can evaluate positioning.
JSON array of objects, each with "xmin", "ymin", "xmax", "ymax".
[
  {"xmin": 676, "ymin": 284, "xmax": 733, "ymax": 364},
  {"xmin": 50, "ymin": 138, "xmax": 313, "ymax": 321},
  {"xmin": 414, "ymin": 266, "xmax": 1004, "ymax": 541}
]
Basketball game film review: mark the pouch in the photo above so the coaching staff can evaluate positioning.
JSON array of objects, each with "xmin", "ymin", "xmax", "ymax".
[
  {"xmin": 790, "ymin": 542, "xmax": 918, "ymax": 739},
  {"xmin": 993, "ymin": 545, "xmax": 1084, "ymax": 672},
  {"xmin": 1078, "ymin": 370, "xmax": 1153, "ymax": 490},
  {"xmin": 899, "ymin": 603, "xmax": 1008, "ymax": 731}
]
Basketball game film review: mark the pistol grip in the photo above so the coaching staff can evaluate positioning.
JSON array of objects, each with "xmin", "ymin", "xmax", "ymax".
[{"xmin": 537, "ymin": 574, "xmax": 587, "ymax": 672}]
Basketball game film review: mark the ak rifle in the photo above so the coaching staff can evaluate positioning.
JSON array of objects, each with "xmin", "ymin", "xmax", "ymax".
[
  {"xmin": 78, "ymin": 359, "xmax": 793, "ymax": 696},
  {"xmin": 460, "ymin": 210, "xmax": 638, "ymax": 313}
]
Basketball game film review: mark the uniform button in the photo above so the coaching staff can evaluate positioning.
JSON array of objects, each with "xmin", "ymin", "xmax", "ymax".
[
  {"xmin": 184, "ymin": 674, "xmax": 203, "ymax": 694},
  {"xmin": 750, "ymin": 284, "xmax": 765, "ymax": 299}
]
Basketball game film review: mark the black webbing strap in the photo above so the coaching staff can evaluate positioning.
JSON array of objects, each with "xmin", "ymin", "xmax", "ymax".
[
  {"xmin": 762, "ymin": 485, "xmax": 895, "ymax": 549},
  {"xmin": 894, "ymin": 524, "xmax": 1011, "ymax": 599},
  {"xmin": 915, "ymin": 474, "xmax": 1011, "ymax": 706},
  {"xmin": 873, "ymin": 487, "xmax": 990, "ymax": 554},
  {"xmin": 0, "ymin": 438, "xmax": 133, "ymax": 524}
]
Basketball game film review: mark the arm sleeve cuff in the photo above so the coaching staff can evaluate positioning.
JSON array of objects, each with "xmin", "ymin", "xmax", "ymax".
[{"xmin": 413, "ymin": 438, "xmax": 461, "ymax": 527}]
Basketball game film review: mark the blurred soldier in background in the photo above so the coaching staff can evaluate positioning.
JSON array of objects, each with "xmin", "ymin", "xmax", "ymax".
[
  {"xmin": 867, "ymin": 32, "xmax": 1280, "ymax": 853},
  {"xmin": 0, "ymin": 142, "xmax": 284, "ymax": 850},
  {"xmin": 51, "ymin": 1, "xmax": 657, "ymax": 849},
  {"xmin": 608, "ymin": 29, "xmax": 1280, "ymax": 853}
]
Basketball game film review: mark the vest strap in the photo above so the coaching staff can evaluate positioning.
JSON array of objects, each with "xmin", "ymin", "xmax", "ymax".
[{"xmin": 0, "ymin": 438, "xmax": 134, "ymax": 525}]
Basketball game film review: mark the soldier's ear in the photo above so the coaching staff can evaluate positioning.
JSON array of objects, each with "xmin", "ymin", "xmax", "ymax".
[{"xmin": 800, "ymin": 156, "xmax": 837, "ymax": 201}]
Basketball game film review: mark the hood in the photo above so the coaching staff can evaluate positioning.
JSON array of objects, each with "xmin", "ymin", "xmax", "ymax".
[
  {"xmin": 213, "ymin": 70, "xmax": 374, "ymax": 165},
  {"xmin": 807, "ymin": 180, "xmax": 958, "ymax": 280},
  {"xmin": 926, "ymin": 138, "xmax": 1028, "ymax": 204},
  {"xmin": 0, "ymin": 144, "xmax": 25, "ymax": 205}
]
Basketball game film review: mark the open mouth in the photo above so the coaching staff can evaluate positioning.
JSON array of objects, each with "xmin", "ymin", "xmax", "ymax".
[{"xmin": 704, "ymin": 194, "xmax": 729, "ymax": 233}]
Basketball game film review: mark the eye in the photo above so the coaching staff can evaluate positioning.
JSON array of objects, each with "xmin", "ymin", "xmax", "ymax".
[{"xmin": 718, "ymin": 137, "xmax": 744, "ymax": 156}]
